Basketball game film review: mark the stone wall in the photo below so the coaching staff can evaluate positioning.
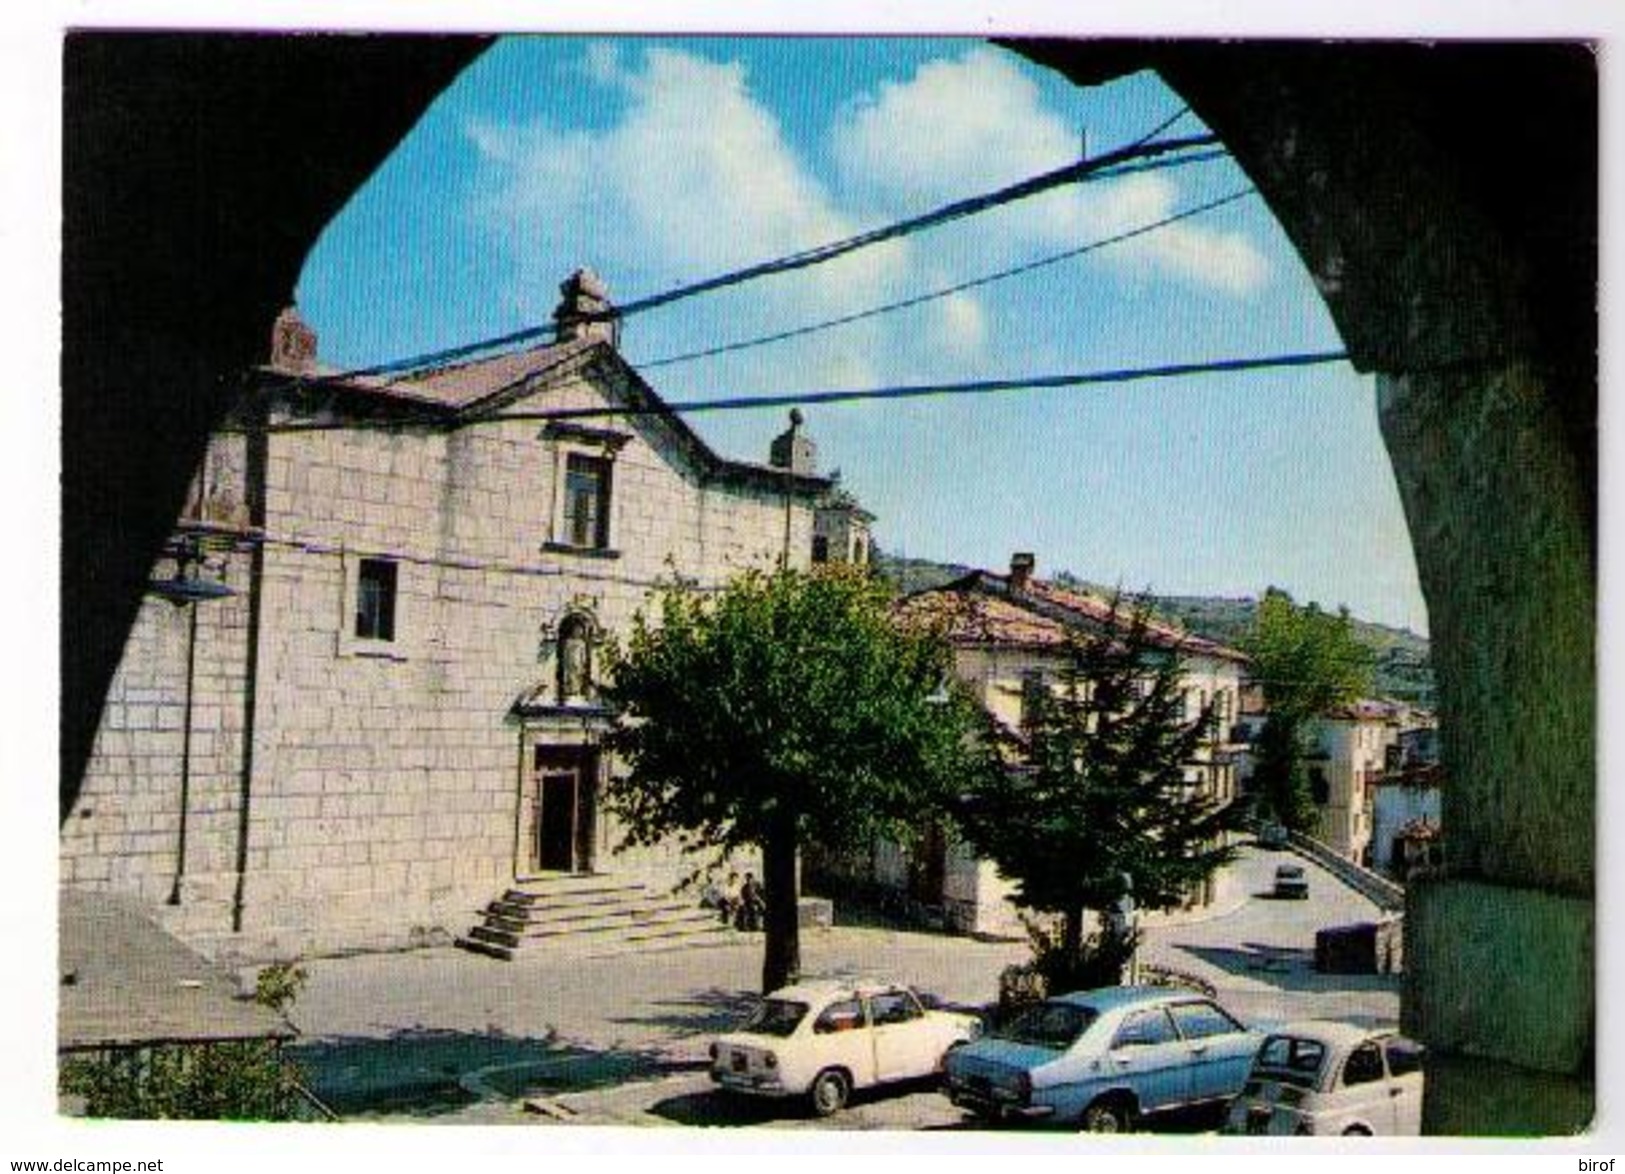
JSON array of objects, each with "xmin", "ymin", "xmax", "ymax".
[{"xmin": 64, "ymin": 363, "xmax": 818, "ymax": 958}]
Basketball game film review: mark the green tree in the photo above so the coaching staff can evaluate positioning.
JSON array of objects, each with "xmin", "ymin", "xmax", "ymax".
[
  {"xmin": 956, "ymin": 598, "xmax": 1244, "ymax": 995},
  {"xmin": 60, "ymin": 962, "xmax": 311, "ymax": 1120},
  {"xmin": 1243, "ymin": 588, "xmax": 1376, "ymax": 831},
  {"xmin": 602, "ymin": 564, "xmax": 987, "ymax": 993}
]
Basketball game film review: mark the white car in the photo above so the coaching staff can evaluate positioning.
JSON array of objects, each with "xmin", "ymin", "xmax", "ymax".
[
  {"xmin": 709, "ymin": 979, "xmax": 982, "ymax": 1116},
  {"xmin": 1223, "ymin": 1020, "xmax": 1425, "ymax": 1136}
]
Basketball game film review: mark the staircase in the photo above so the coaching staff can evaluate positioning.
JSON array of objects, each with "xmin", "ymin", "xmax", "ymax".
[{"xmin": 455, "ymin": 874, "xmax": 732, "ymax": 960}]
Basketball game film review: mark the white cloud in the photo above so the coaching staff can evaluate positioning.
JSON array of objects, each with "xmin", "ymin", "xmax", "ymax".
[
  {"xmin": 465, "ymin": 45, "xmax": 908, "ymax": 390},
  {"xmin": 936, "ymin": 291, "xmax": 988, "ymax": 359},
  {"xmin": 582, "ymin": 41, "xmax": 625, "ymax": 89},
  {"xmin": 831, "ymin": 46, "xmax": 1270, "ymax": 298},
  {"xmin": 832, "ymin": 47, "xmax": 1074, "ymax": 205}
]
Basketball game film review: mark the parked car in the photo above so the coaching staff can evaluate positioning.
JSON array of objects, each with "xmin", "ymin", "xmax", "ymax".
[
  {"xmin": 1223, "ymin": 1021, "xmax": 1425, "ymax": 1135},
  {"xmin": 942, "ymin": 985, "xmax": 1260, "ymax": 1132},
  {"xmin": 1258, "ymin": 822, "xmax": 1290, "ymax": 849},
  {"xmin": 709, "ymin": 979, "xmax": 981, "ymax": 1116},
  {"xmin": 1273, "ymin": 863, "xmax": 1310, "ymax": 899}
]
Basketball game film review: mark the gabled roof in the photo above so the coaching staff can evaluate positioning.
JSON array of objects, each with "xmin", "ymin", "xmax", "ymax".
[
  {"xmin": 894, "ymin": 569, "xmax": 1249, "ymax": 664},
  {"xmin": 260, "ymin": 338, "xmax": 831, "ymax": 497},
  {"xmin": 1320, "ymin": 698, "xmax": 1407, "ymax": 724}
]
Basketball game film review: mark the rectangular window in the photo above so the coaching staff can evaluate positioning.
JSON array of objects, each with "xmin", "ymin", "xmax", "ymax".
[
  {"xmin": 355, "ymin": 558, "xmax": 397, "ymax": 642},
  {"xmin": 811, "ymin": 534, "xmax": 830, "ymax": 563},
  {"xmin": 563, "ymin": 453, "xmax": 611, "ymax": 549}
]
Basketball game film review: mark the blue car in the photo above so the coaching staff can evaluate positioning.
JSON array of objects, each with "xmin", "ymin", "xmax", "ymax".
[{"xmin": 943, "ymin": 985, "xmax": 1261, "ymax": 1132}]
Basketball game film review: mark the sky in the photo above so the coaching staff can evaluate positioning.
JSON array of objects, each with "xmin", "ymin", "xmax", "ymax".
[{"xmin": 298, "ymin": 36, "xmax": 1430, "ymax": 634}]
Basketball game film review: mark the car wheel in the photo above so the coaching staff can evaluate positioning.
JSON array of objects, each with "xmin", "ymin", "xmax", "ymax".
[
  {"xmin": 809, "ymin": 1068, "xmax": 851, "ymax": 1117},
  {"xmin": 1342, "ymin": 1124, "xmax": 1372, "ymax": 1137},
  {"xmin": 1080, "ymin": 1096, "xmax": 1134, "ymax": 1134}
]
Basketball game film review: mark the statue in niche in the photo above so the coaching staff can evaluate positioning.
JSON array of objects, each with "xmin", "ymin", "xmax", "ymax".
[{"xmin": 558, "ymin": 615, "xmax": 593, "ymax": 704}]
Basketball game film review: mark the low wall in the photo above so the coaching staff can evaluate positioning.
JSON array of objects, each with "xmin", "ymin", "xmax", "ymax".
[{"xmin": 1286, "ymin": 828, "xmax": 1406, "ymax": 912}]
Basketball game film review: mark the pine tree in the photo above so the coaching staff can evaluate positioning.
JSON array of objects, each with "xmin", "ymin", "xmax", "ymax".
[{"xmin": 957, "ymin": 597, "xmax": 1244, "ymax": 993}]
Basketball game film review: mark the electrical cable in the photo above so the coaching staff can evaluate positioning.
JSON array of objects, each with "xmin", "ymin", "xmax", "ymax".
[
  {"xmin": 634, "ymin": 185, "xmax": 1256, "ymax": 372},
  {"xmin": 495, "ymin": 350, "xmax": 1353, "ymax": 422},
  {"xmin": 255, "ymin": 349, "xmax": 1351, "ymax": 435},
  {"xmin": 260, "ymin": 131, "xmax": 1223, "ymax": 397}
]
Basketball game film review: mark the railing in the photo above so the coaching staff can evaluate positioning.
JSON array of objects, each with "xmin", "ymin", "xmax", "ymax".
[{"xmin": 1282, "ymin": 827, "xmax": 1406, "ymax": 913}]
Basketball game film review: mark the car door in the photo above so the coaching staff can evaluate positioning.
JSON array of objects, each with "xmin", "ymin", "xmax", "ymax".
[
  {"xmin": 1337, "ymin": 1040, "xmax": 1397, "ymax": 1133},
  {"xmin": 811, "ymin": 995, "xmax": 877, "ymax": 1089},
  {"xmin": 1167, "ymin": 1000, "xmax": 1257, "ymax": 1102},
  {"xmin": 1106, "ymin": 1006, "xmax": 1191, "ymax": 1112},
  {"xmin": 1382, "ymin": 1036, "xmax": 1426, "ymax": 1134},
  {"xmin": 868, "ymin": 988, "xmax": 934, "ymax": 1084}
]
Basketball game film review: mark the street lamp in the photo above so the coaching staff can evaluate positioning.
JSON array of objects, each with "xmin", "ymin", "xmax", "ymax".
[{"xmin": 147, "ymin": 537, "xmax": 236, "ymax": 906}]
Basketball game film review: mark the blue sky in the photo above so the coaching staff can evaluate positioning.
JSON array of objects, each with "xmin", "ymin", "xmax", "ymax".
[{"xmin": 298, "ymin": 35, "xmax": 1429, "ymax": 635}]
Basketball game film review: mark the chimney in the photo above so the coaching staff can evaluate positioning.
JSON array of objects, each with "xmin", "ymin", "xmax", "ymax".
[
  {"xmin": 769, "ymin": 408, "xmax": 818, "ymax": 475},
  {"xmin": 269, "ymin": 306, "xmax": 318, "ymax": 374},
  {"xmin": 1009, "ymin": 552, "xmax": 1036, "ymax": 591},
  {"xmin": 553, "ymin": 268, "xmax": 619, "ymax": 346}
]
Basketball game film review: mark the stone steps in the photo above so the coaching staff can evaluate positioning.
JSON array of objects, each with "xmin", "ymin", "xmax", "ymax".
[{"xmin": 454, "ymin": 875, "xmax": 731, "ymax": 961}]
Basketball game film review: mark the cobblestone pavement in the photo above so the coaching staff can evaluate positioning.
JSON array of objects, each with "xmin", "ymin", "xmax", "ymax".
[{"xmin": 284, "ymin": 843, "xmax": 1397, "ymax": 1128}]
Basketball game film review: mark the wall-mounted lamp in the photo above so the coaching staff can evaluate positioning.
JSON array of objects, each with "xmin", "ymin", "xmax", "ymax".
[{"xmin": 146, "ymin": 537, "xmax": 236, "ymax": 905}]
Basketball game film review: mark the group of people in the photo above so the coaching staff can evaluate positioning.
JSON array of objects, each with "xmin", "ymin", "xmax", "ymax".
[{"xmin": 702, "ymin": 870, "xmax": 765, "ymax": 932}]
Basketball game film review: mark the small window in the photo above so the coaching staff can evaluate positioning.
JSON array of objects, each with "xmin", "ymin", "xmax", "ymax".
[
  {"xmin": 814, "ymin": 999, "xmax": 866, "ymax": 1034},
  {"xmin": 1341, "ymin": 1042, "xmax": 1386, "ymax": 1087},
  {"xmin": 563, "ymin": 453, "xmax": 611, "ymax": 549},
  {"xmin": 868, "ymin": 990, "xmax": 923, "ymax": 1026},
  {"xmin": 1113, "ymin": 1008, "xmax": 1178, "ymax": 1048},
  {"xmin": 811, "ymin": 534, "xmax": 830, "ymax": 564},
  {"xmin": 355, "ymin": 558, "xmax": 397, "ymax": 642},
  {"xmin": 1169, "ymin": 1001, "xmax": 1243, "ymax": 1041}
]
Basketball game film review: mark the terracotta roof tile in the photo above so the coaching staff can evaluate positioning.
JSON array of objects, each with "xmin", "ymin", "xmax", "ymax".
[
  {"xmin": 893, "ymin": 590, "xmax": 1069, "ymax": 648},
  {"xmin": 895, "ymin": 571, "xmax": 1248, "ymax": 662}
]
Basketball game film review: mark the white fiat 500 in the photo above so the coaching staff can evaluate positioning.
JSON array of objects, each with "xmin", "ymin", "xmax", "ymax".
[
  {"xmin": 1223, "ymin": 1020, "xmax": 1425, "ymax": 1136},
  {"xmin": 709, "ymin": 979, "xmax": 982, "ymax": 1116}
]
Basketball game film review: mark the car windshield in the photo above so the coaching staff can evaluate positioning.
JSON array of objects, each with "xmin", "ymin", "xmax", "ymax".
[
  {"xmin": 996, "ymin": 1001, "xmax": 1098, "ymax": 1049},
  {"xmin": 1252, "ymin": 1034, "xmax": 1329, "ymax": 1088},
  {"xmin": 741, "ymin": 998, "xmax": 809, "ymax": 1038}
]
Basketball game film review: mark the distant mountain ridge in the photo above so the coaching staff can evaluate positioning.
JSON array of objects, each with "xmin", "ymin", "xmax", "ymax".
[{"xmin": 873, "ymin": 552, "xmax": 1435, "ymax": 708}]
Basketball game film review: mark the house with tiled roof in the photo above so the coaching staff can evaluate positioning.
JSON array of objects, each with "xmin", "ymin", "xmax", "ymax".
[
  {"xmin": 817, "ymin": 553, "xmax": 1249, "ymax": 939},
  {"xmin": 1234, "ymin": 691, "xmax": 1439, "ymax": 868},
  {"xmin": 62, "ymin": 269, "xmax": 867, "ymax": 961}
]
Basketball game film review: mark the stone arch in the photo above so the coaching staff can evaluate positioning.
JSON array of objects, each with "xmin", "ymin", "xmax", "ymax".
[{"xmin": 62, "ymin": 35, "xmax": 1594, "ymax": 1132}]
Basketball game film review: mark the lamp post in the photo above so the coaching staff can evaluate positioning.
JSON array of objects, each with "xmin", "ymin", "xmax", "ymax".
[{"xmin": 147, "ymin": 537, "xmax": 236, "ymax": 906}]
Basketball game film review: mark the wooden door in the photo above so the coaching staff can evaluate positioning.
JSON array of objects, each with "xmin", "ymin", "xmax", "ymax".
[{"xmin": 530, "ymin": 746, "xmax": 596, "ymax": 873}]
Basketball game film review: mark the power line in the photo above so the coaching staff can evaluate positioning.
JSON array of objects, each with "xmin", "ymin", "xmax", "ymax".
[
  {"xmin": 635, "ymin": 185, "xmax": 1257, "ymax": 372},
  {"xmin": 267, "ymin": 132, "xmax": 1221, "ymax": 393},
  {"xmin": 257, "ymin": 350, "xmax": 1351, "ymax": 435},
  {"xmin": 259, "ymin": 173, "xmax": 1255, "ymax": 434},
  {"xmin": 500, "ymin": 350, "xmax": 1352, "ymax": 422}
]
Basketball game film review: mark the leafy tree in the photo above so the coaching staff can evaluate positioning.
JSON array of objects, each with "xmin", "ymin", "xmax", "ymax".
[
  {"xmin": 1243, "ymin": 588, "xmax": 1375, "ymax": 831},
  {"xmin": 602, "ymin": 564, "xmax": 987, "ymax": 993},
  {"xmin": 955, "ymin": 598, "xmax": 1245, "ymax": 995}
]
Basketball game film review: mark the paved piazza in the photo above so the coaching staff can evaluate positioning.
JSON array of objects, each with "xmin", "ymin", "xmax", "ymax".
[{"xmin": 285, "ymin": 843, "xmax": 1398, "ymax": 1128}]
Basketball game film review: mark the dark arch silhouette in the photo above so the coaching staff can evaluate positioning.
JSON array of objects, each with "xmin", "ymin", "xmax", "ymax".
[{"xmin": 60, "ymin": 35, "xmax": 1594, "ymax": 1133}]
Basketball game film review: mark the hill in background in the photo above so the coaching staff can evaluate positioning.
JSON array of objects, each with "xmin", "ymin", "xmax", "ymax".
[{"xmin": 873, "ymin": 552, "xmax": 1435, "ymax": 708}]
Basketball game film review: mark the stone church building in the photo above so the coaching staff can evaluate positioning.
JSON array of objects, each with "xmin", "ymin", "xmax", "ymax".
[{"xmin": 61, "ymin": 270, "xmax": 870, "ymax": 961}]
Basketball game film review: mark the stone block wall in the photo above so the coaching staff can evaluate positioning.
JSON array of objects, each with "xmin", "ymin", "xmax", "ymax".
[{"xmin": 65, "ymin": 362, "xmax": 821, "ymax": 958}]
